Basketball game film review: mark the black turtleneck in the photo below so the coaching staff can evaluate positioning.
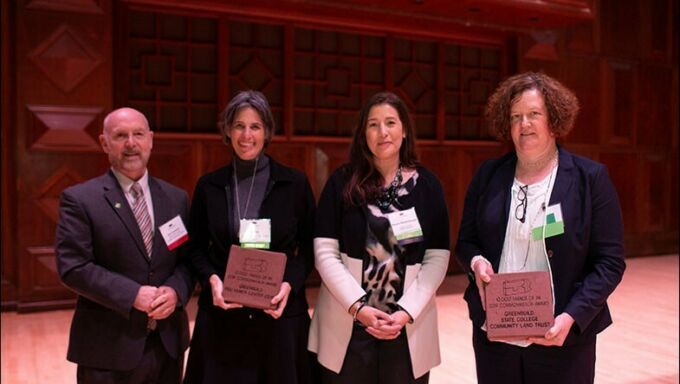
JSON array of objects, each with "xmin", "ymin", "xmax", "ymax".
[{"xmin": 230, "ymin": 153, "xmax": 271, "ymax": 239}]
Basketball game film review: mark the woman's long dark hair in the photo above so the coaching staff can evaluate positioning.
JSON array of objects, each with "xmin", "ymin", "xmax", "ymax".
[{"xmin": 343, "ymin": 92, "xmax": 418, "ymax": 206}]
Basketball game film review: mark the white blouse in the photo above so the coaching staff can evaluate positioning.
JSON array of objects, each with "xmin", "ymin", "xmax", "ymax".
[{"xmin": 499, "ymin": 165, "xmax": 557, "ymax": 274}]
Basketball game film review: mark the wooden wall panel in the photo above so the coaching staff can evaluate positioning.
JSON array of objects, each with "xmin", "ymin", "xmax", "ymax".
[
  {"xmin": 637, "ymin": 65, "xmax": 673, "ymax": 147},
  {"xmin": 1, "ymin": 0, "xmax": 18, "ymax": 308},
  {"xmin": 2, "ymin": 0, "xmax": 677, "ymax": 311},
  {"xmin": 599, "ymin": 153, "xmax": 638, "ymax": 235},
  {"xmin": 8, "ymin": 0, "xmax": 113, "ymax": 311},
  {"xmin": 147, "ymin": 141, "xmax": 197, "ymax": 196}
]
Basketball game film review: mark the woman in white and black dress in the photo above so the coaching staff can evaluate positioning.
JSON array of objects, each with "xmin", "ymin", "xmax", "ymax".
[{"xmin": 308, "ymin": 92, "xmax": 450, "ymax": 384}]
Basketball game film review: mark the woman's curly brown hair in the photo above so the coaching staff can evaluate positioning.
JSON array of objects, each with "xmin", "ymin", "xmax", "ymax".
[{"xmin": 485, "ymin": 71, "xmax": 580, "ymax": 141}]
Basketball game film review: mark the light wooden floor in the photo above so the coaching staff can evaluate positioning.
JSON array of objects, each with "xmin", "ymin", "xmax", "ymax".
[{"xmin": 2, "ymin": 255, "xmax": 678, "ymax": 383}]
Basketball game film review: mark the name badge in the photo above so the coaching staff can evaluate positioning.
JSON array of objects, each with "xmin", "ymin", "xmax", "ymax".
[
  {"xmin": 386, "ymin": 207, "xmax": 424, "ymax": 245},
  {"xmin": 239, "ymin": 219, "xmax": 271, "ymax": 249},
  {"xmin": 158, "ymin": 215, "xmax": 189, "ymax": 250},
  {"xmin": 532, "ymin": 203, "xmax": 565, "ymax": 240}
]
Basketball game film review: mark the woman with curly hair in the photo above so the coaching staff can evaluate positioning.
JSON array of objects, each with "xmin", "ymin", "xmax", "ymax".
[{"xmin": 456, "ymin": 72, "xmax": 625, "ymax": 384}]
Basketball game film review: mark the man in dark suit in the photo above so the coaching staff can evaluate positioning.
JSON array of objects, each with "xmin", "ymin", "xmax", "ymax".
[{"xmin": 56, "ymin": 107, "xmax": 194, "ymax": 383}]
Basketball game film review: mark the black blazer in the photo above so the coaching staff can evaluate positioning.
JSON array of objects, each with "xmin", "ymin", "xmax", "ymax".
[
  {"xmin": 56, "ymin": 170, "xmax": 193, "ymax": 370},
  {"xmin": 188, "ymin": 156, "xmax": 315, "ymax": 317},
  {"xmin": 456, "ymin": 147, "xmax": 626, "ymax": 346}
]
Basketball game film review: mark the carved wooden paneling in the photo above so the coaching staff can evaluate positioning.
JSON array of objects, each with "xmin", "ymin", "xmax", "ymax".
[
  {"xmin": 293, "ymin": 28, "xmax": 383, "ymax": 137},
  {"xmin": 601, "ymin": 0, "xmax": 675, "ymax": 63},
  {"xmin": 602, "ymin": 60, "xmax": 637, "ymax": 146},
  {"xmin": 637, "ymin": 64, "xmax": 673, "ymax": 148},
  {"xmin": 565, "ymin": 20, "xmax": 598, "ymax": 54},
  {"xmin": 146, "ymin": 141, "xmax": 197, "ymax": 196},
  {"xmin": 420, "ymin": 147, "xmax": 458, "ymax": 271},
  {"xmin": 25, "ymin": 0, "xmax": 104, "ymax": 14},
  {"xmin": 29, "ymin": 25, "xmax": 103, "ymax": 93},
  {"xmin": 24, "ymin": 247, "xmax": 73, "ymax": 298},
  {"xmin": 599, "ymin": 153, "xmax": 638, "ymax": 235},
  {"xmin": 265, "ymin": 143, "xmax": 311, "ymax": 176},
  {"xmin": 641, "ymin": 153, "xmax": 671, "ymax": 232},
  {"xmin": 195, "ymin": 139, "xmax": 233, "ymax": 176},
  {"xmin": 3, "ymin": 0, "xmax": 677, "ymax": 312},
  {"xmin": 7, "ymin": 0, "xmax": 114, "ymax": 311},
  {"xmin": 524, "ymin": 31, "xmax": 559, "ymax": 61},
  {"xmin": 34, "ymin": 166, "xmax": 85, "ymax": 224},
  {"xmin": 2, "ymin": 0, "xmax": 17, "ymax": 308},
  {"xmin": 600, "ymin": 0, "xmax": 641, "ymax": 60},
  {"xmin": 26, "ymin": 105, "xmax": 103, "ymax": 151},
  {"xmin": 228, "ymin": 20, "xmax": 284, "ymax": 133},
  {"xmin": 119, "ymin": 9, "xmax": 220, "ymax": 133}
]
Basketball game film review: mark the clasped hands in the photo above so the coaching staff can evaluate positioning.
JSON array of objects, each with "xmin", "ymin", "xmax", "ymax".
[
  {"xmin": 353, "ymin": 303, "xmax": 411, "ymax": 340},
  {"xmin": 133, "ymin": 285, "xmax": 178, "ymax": 320},
  {"xmin": 209, "ymin": 274, "xmax": 291, "ymax": 319},
  {"xmin": 472, "ymin": 258, "xmax": 574, "ymax": 347}
]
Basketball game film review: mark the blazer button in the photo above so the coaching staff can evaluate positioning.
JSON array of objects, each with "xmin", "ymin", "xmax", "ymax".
[
  {"xmin": 547, "ymin": 250, "xmax": 554, "ymax": 258},
  {"xmin": 248, "ymin": 314, "xmax": 253, "ymax": 320}
]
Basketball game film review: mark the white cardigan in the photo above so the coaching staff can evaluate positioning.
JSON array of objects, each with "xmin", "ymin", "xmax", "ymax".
[{"xmin": 308, "ymin": 237, "xmax": 450, "ymax": 379}]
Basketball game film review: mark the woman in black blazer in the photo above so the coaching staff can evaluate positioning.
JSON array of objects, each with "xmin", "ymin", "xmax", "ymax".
[
  {"xmin": 456, "ymin": 72, "xmax": 626, "ymax": 384},
  {"xmin": 184, "ymin": 90, "xmax": 316, "ymax": 383}
]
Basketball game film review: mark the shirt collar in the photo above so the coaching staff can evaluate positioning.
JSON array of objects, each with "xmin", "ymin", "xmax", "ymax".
[{"xmin": 110, "ymin": 168, "xmax": 150, "ymax": 196}]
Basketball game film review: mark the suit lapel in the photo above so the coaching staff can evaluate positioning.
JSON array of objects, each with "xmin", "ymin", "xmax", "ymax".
[
  {"xmin": 102, "ymin": 171, "xmax": 149, "ymax": 261},
  {"xmin": 549, "ymin": 148, "xmax": 576, "ymax": 207},
  {"xmin": 488, "ymin": 157, "xmax": 515, "ymax": 266}
]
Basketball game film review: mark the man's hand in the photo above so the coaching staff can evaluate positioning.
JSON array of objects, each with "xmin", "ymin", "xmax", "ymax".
[
  {"xmin": 209, "ymin": 274, "xmax": 243, "ymax": 311},
  {"xmin": 148, "ymin": 286, "xmax": 178, "ymax": 320},
  {"xmin": 528, "ymin": 312, "xmax": 575, "ymax": 347},
  {"xmin": 264, "ymin": 282, "xmax": 291, "ymax": 319},
  {"xmin": 133, "ymin": 285, "xmax": 158, "ymax": 312}
]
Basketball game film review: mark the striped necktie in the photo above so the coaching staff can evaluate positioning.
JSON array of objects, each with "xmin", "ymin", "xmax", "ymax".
[{"xmin": 130, "ymin": 182, "xmax": 153, "ymax": 257}]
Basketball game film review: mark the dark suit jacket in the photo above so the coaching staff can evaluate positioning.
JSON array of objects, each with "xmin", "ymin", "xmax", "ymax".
[
  {"xmin": 56, "ymin": 170, "xmax": 194, "ymax": 370},
  {"xmin": 456, "ymin": 147, "xmax": 626, "ymax": 346}
]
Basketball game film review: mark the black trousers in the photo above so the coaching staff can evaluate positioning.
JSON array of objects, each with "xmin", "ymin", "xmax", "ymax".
[
  {"xmin": 320, "ymin": 324, "xmax": 429, "ymax": 384},
  {"xmin": 77, "ymin": 331, "xmax": 181, "ymax": 384},
  {"xmin": 472, "ymin": 327, "xmax": 596, "ymax": 384}
]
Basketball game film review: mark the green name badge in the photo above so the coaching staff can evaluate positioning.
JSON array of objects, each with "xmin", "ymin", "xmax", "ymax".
[{"xmin": 532, "ymin": 206, "xmax": 565, "ymax": 240}]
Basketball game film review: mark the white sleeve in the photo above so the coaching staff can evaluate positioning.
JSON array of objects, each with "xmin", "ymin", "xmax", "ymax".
[
  {"xmin": 397, "ymin": 248, "xmax": 450, "ymax": 320},
  {"xmin": 314, "ymin": 237, "xmax": 366, "ymax": 311}
]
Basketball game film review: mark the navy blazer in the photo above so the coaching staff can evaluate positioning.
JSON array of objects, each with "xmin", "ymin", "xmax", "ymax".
[
  {"xmin": 56, "ymin": 170, "xmax": 193, "ymax": 370},
  {"xmin": 456, "ymin": 147, "xmax": 626, "ymax": 346}
]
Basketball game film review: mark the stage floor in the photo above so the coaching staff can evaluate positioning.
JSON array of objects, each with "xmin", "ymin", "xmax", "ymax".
[{"xmin": 2, "ymin": 254, "xmax": 678, "ymax": 383}]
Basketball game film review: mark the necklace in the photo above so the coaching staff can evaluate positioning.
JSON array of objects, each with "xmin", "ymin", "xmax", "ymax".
[
  {"xmin": 517, "ymin": 149, "xmax": 558, "ymax": 174},
  {"xmin": 517, "ymin": 156, "xmax": 558, "ymax": 270},
  {"xmin": 376, "ymin": 165, "xmax": 403, "ymax": 210},
  {"xmin": 233, "ymin": 155, "xmax": 259, "ymax": 220}
]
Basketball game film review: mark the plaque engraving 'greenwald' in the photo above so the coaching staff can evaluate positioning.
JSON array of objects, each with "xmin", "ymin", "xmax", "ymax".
[
  {"xmin": 222, "ymin": 245, "xmax": 287, "ymax": 309},
  {"xmin": 484, "ymin": 271, "xmax": 554, "ymax": 341}
]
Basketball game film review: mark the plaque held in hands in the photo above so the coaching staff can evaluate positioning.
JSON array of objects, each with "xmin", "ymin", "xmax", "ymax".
[
  {"xmin": 222, "ymin": 245, "xmax": 287, "ymax": 309},
  {"xmin": 484, "ymin": 271, "xmax": 554, "ymax": 341}
]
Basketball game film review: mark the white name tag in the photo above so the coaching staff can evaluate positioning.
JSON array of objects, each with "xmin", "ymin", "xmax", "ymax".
[
  {"xmin": 386, "ymin": 207, "xmax": 424, "ymax": 245},
  {"xmin": 158, "ymin": 215, "xmax": 188, "ymax": 250},
  {"xmin": 239, "ymin": 218, "xmax": 271, "ymax": 249}
]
